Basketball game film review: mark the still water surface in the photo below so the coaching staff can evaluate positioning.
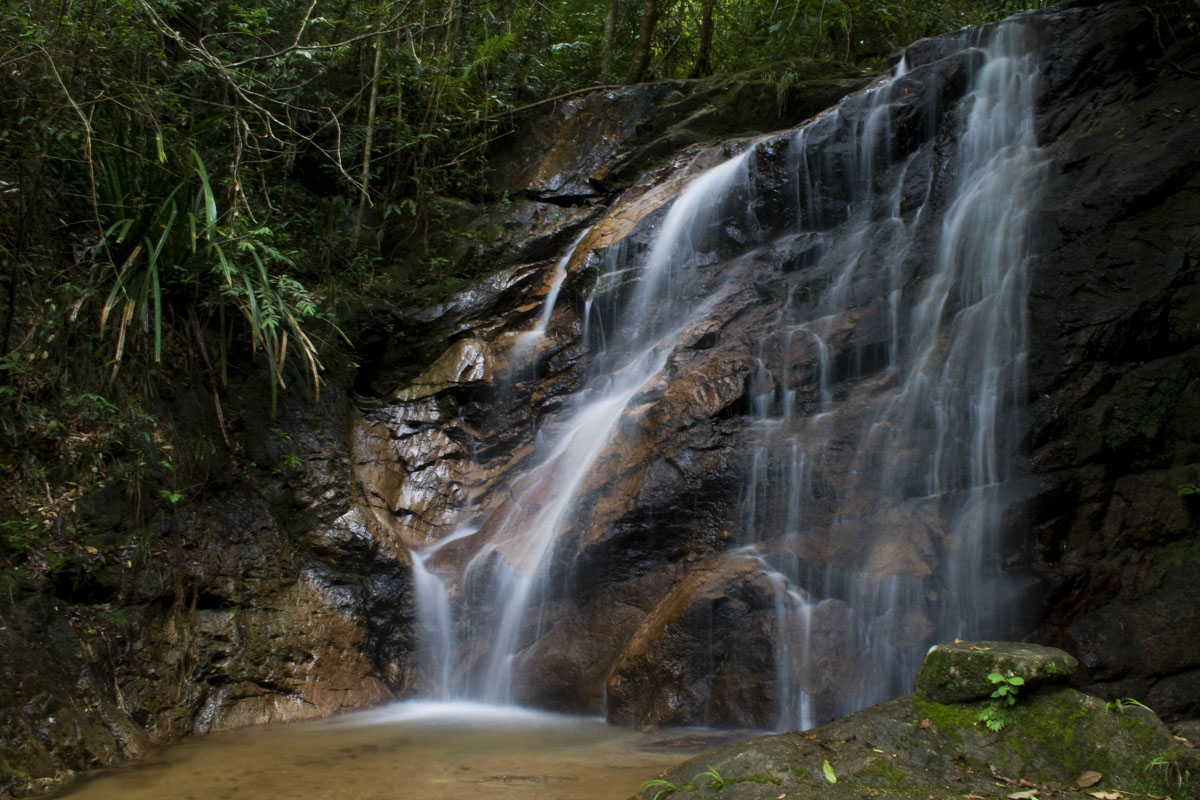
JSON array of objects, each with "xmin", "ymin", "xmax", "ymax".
[{"xmin": 51, "ymin": 702, "xmax": 745, "ymax": 800}]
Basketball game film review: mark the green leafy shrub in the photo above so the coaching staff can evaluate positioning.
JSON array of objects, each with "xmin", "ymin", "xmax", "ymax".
[{"xmin": 977, "ymin": 672, "xmax": 1025, "ymax": 731}]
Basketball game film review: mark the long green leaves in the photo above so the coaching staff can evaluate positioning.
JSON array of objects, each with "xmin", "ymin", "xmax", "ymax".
[{"xmin": 96, "ymin": 144, "xmax": 324, "ymax": 413}]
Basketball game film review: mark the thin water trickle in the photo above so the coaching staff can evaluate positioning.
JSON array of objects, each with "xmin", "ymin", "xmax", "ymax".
[{"xmin": 508, "ymin": 226, "xmax": 593, "ymax": 376}]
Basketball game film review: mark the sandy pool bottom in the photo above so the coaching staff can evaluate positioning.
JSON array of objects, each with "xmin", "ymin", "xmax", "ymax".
[{"xmin": 49, "ymin": 701, "xmax": 751, "ymax": 800}]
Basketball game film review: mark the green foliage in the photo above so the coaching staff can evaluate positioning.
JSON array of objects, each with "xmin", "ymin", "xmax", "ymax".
[
  {"xmin": 822, "ymin": 758, "xmax": 838, "ymax": 783},
  {"xmin": 1106, "ymin": 696, "xmax": 1154, "ymax": 714},
  {"xmin": 1104, "ymin": 359, "xmax": 1196, "ymax": 462},
  {"xmin": 1135, "ymin": 752, "xmax": 1198, "ymax": 800},
  {"xmin": 989, "ymin": 672, "xmax": 1025, "ymax": 704},
  {"xmin": 977, "ymin": 672, "xmax": 1025, "ymax": 731},
  {"xmin": 93, "ymin": 136, "xmax": 328, "ymax": 413},
  {"xmin": 694, "ymin": 767, "xmax": 727, "ymax": 788},
  {"xmin": 625, "ymin": 0, "xmax": 1057, "ymax": 78},
  {"xmin": 78, "ymin": 602, "xmax": 131, "ymax": 634},
  {"xmin": 0, "ymin": 518, "xmax": 39, "ymax": 557},
  {"xmin": 640, "ymin": 778, "xmax": 680, "ymax": 800},
  {"xmin": 278, "ymin": 452, "xmax": 303, "ymax": 471}
]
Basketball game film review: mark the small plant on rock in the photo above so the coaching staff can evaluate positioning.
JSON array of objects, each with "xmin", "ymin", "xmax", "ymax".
[
  {"xmin": 641, "ymin": 778, "xmax": 680, "ymax": 800},
  {"xmin": 1145, "ymin": 753, "xmax": 1193, "ymax": 794},
  {"xmin": 694, "ymin": 767, "xmax": 727, "ymax": 788},
  {"xmin": 977, "ymin": 672, "xmax": 1025, "ymax": 732},
  {"xmin": 1106, "ymin": 696, "xmax": 1153, "ymax": 714}
]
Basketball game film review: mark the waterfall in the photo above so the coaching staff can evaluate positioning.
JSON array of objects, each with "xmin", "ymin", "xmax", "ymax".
[
  {"xmin": 404, "ymin": 17, "xmax": 1047, "ymax": 727},
  {"xmin": 412, "ymin": 151, "xmax": 759, "ymax": 703},
  {"xmin": 745, "ymin": 22, "xmax": 1048, "ymax": 727}
]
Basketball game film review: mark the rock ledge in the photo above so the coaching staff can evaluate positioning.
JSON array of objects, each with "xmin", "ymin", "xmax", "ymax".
[{"xmin": 914, "ymin": 640, "xmax": 1079, "ymax": 704}]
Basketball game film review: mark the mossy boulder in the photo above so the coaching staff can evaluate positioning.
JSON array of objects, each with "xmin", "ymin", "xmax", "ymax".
[
  {"xmin": 631, "ymin": 686, "xmax": 1197, "ymax": 800},
  {"xmin": 630, "ymin": 641, "xmax": 1195, "ymax": 800},
  {"xmin": 914, "ymin": 640, "xmax": 1078, "ymax": 704}
]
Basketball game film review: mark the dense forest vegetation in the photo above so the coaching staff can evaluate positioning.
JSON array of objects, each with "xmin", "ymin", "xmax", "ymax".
[{"xmin": 0, "ymin": 0, "xmax": 1058, "ymax": 603}]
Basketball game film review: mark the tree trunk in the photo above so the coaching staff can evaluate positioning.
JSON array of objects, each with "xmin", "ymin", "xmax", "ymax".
[
  {"xmin": 625, "ymin": 0, "xmax": 658, "ymax": 84},
  {"xmin": 689, "ymin": 0, "xmax": 715, "ymax": 78},
  {"xmin": 601, "ymin": 0, "xmax": 619, "ymax": 82},
  {"xmin": 353, "ymin": 29, "xmax": 384, "ymax": 248}
]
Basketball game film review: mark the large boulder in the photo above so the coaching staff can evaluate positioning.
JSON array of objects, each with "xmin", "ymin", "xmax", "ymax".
[{"xmin": 630, "ymin": 642, "xmax": 1197, "ymax": 800}]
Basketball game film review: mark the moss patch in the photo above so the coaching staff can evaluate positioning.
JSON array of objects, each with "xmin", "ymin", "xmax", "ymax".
[
  {"xmin": 1157, "ymin": 532, "xmax": 1200, "ymax": 569},
  {"xmin": 1105, "ymin": 356, "xmax": 1200, "ymax": 465},
  {"xmin": 854, "ymin": 760, "xmax": 916, "ymax": 790},
  {"xmin": 729, "ymin": 773, "xmax": 781, "ymax": 786},
  {"xmin": 636, "ymin": 675, "xmax": 1198, "ymax": 800},
  {"xmin": 912, "ymin": 695, "xmax": 977, "ymax": 743},
  {"xmin": 1000, "ymin": 689, "xmax": 1094, "ymax": 780}
]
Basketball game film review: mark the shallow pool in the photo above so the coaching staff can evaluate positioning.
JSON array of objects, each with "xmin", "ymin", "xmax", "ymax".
[{"xmin": 50, "ymin": 701, "xmax": 748, "ymax": 800}]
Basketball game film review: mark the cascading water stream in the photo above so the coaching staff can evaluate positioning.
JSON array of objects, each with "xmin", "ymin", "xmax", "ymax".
[
  {"xmin": 744, "ymin": 22, "xmax": 1048, "ymax": 728},
  {"xmin": 412, "ymin": 150, "xmax": 759, "ymax": 703},
  {"xmin": 406, "ymin": 17, "xmax": 1046, "ymax": 728}
]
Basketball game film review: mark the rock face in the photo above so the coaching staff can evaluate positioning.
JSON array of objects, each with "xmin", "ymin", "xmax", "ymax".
[
  {"xmin": 1022, "ymin": 1, "xmax": 1200, "ymax": 718},
  {"xmin": 0, "ymin": 384, "xmax": 415, "ymax": 798},
  {"xmin": 489, "ymin": 66, "xmax": 874, "ymax": 203},
  {"xmin": 628, "ymin": 641, "xmax": 1198, "ymax": 800},
  {"xmin": 354, "ymin": 0, "xmax": 1200, "ymax": 731}
]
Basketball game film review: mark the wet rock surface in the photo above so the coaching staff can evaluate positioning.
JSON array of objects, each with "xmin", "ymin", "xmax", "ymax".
[
  {"xmin": 356, "ymin": 0, "xmax": 1200, "ymax": 729},
  {"xmin": 489, "ymin": 65, "xmax": 875, "ymax": 203}
]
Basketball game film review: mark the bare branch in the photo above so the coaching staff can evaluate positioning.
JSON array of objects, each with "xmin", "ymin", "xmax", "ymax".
[
  {"xmin": 35, "ymin": 44, "xmax": 105, "ymax": 251},
  {"xmin": 131, "ymin": 0, "xmax": 369, "ymax": 193}
]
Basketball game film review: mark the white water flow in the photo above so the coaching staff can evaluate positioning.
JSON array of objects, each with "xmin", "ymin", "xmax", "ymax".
[
  {"xmin": 746, "ymin": 22, "xmax": 1048, "ymax": 728},
  {"xmin": 409, "ymin": 226, "xmax": 597, "ymax": 700},
  {"xmin": 509, "ymin": 226, "xmax": 593, "ymax": 370},
  {"xmin": 410, "ymin": 525, "xmax": 477, "ymax": 699},
  {"xmin": 409, "ymin": 19, "xmax": 1045, "ymax": 727},
  {"xmin": 414, "ymin": 152, "xmax": 758, "ymax": 702}
]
